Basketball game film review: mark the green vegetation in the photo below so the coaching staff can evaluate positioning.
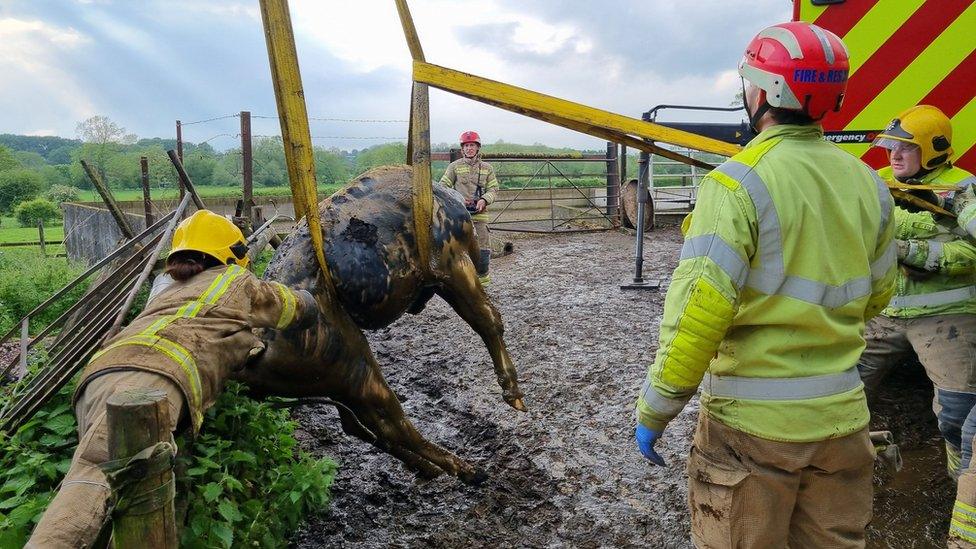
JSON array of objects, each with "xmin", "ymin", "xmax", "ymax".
[
  {"xmin": 0, "ymin": 169, "xmax": 43, "ymax": 212},
  {"xmin": 0, "ymin": 249, "xmax": 86, "ymax": 336},
  {"xmin": 0, "ymin": 377, "xmax": 336, "ymax": 548},
  {"xmin": 0, "ymin": 217, "xmax": 64, "ymax": 245},
  {"xmin": 14, "ymin": 199, "xmax": 60, "ymax": 228}
]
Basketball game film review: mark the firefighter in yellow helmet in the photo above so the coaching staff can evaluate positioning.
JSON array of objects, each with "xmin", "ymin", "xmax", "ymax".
[
  {"xmin": 859, "ymin": 106, "xmax": 976, "ymax": 547},
  {"xmin": 856, "ymin": 106, "xmax": 976, "ymax": 492},
  {"xmin": 28, "ymin": 210, "xmax": 318, "ymax": 548}
]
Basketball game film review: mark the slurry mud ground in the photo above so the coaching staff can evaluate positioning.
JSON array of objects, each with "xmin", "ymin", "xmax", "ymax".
[{"xmin": 291, "ymin": 227, "xmax": 950, "ymax": 548}]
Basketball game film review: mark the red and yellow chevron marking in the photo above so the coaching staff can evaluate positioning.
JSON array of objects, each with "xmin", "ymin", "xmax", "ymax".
[{"xmin": 794, "ymin": 0, "xmax": 976, "ymax": 172}]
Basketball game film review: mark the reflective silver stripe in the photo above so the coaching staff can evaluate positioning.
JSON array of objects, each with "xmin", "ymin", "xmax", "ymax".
[
  {"xmin": 716, "ymin": 161, "xmax": 783, "ymax": 271},
  {"xmin": 680, "ymin": 234, "xmax": 748, "ymax": 288},
  {"xmin": 747, "ymin": 270, "xmax": 871, "ymax": 308},
  {"xmin": 872, "ymin": 171, "xmax": 892, "ymax": 240},
  {"xmin": 871, "ymin": 241, "xmax": 896, "ymax": 281},
  {"xmin": 963, "ymin": 205, "xmax": 976, "ymax": 237},
  {"xmin": 958, "ymin": 176, "xmax": 976, "ymax": 189},
  {"xmin": 640, "ymin": 379, "xmax": 692, "ymax": 416},
  {"xmin": 925, "ymin": 240, "xmax": 943, "ymax": 271},
  {"xmin": 808, "ymin": 24, "xmax": 835, "ymax": 65},
  {"xmin": 716, "ymin": 160, "xmax": 872, "ymax": 307},
  {"xmin": 702, "ymin": 366, "xmax": 861, "ymax": 401},
  {"xmin": 757, "ymin": 26, "xmax": 804, "ymax": 59},
  {"xmin": 888, "ymin": 286, "xmax": 976, "ymax": 308}
]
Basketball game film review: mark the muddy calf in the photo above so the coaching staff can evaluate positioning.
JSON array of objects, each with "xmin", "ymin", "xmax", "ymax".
[{"xmin": 233, "ymin": 165, "xmax": 524, "ymax": 483}]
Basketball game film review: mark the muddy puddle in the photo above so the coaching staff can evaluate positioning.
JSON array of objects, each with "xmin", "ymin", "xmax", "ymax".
[{"xmin": 290, "ymin": 227, "xmax": 954, "ymax": 548}]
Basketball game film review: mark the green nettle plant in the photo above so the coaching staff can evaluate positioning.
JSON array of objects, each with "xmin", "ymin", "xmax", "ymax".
[{"xmin": 0, "ymin": 377, "xmax": 336, "ymax": 548}]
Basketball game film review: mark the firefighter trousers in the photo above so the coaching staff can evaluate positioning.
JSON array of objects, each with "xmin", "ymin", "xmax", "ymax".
[
  {"xmin": 27, "ymin": 369, "xmax": 184, "ymax": 549},
  {"xmin": 857, "ymin": 314, "xmax": 976, "ymax": 477},
  {"xmin": 687, "ymin": 413, "xmax": 874, "ymax": 549}
]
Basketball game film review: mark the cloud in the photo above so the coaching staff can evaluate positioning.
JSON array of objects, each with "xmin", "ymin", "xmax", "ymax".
[{"xmin": 0, "ymin": 0, "xmax": 791, "ymax": 150}]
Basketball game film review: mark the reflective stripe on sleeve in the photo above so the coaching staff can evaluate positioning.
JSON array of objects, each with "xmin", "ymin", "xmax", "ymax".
[
  {"xmin": 888, "ymin": 286, "xmax": 976, "ymax": 308},
  {"xmin": 871, "ymin": 241, "xmax": 896, "ymax": 281},
  {"xmin": 925, "ymin": 240, "xmax": 943, "ymax": 271},
  {"xmin": 715, "ymin": 161, "xmax": 783, "ymax": 271},
  {"xmin": 680, "ymin": 234, "xmax": 748, "ymax": 288},
  {"xmin": 966, "ymin": 214, "xmax": 976, "ymax": 238},
  {"xmin": 701, "ymin": 366, "xmax": 861, "ymax": 401},
  {"xmin": 871, "ymin": 171, "xmax": 892, "ymax": 237},
  {"xmin": 640, "ymin": 378, "xmax": 692, "ymax": 417},
  {"xmin": 273, "ymin": 282, "xmax": 297, "ymax": 329}
]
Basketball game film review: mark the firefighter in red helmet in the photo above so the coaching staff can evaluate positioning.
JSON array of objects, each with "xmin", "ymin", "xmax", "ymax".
[
  {"xmin": 635, "ymin": 21, "xmax": 895, "ymax": 547},
  {"xmin": 439, "ymin": 130, "xmax": 498, "ymax": 286}
]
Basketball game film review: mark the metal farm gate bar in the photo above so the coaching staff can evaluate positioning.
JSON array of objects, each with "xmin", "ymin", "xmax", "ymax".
[{"xmin": 433, "ymin": 143, "xmax": 621, "ymax": 234}]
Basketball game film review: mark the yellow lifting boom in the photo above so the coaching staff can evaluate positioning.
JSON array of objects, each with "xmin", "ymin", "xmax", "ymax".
[{"xmin": 259, "ymin": 0, "xmax": 334, "ymax": 291}]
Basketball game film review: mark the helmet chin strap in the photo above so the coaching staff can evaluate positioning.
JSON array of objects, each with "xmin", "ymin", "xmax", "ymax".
[{"xmin": 742, "ymin": 79, "xmax": 770, "ymax": 135}]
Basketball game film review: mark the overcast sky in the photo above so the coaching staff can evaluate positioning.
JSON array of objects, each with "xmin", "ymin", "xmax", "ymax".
[{"xmin": 0, "ymin": 0, "xmax": 792, "ymax": 151}]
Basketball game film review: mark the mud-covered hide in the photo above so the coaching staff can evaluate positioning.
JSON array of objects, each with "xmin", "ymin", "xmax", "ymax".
[{"xmin": 263, "ymin": 165, "xmax": 478, "ymax": 330}]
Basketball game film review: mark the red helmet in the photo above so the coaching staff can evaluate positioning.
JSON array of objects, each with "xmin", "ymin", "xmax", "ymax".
[
  {"xmin": 738, "ymin": 21, "xmax": 849, "ymax": 121},
  {"xmin": 459, "ymin": 131, "xmax": 481, "ymax": 146}
]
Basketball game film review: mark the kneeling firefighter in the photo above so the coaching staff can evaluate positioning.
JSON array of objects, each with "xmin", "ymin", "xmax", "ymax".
[
  {"xmin": 439, "ymin": 130, "xmax": 499, "ymax": 285},
  {"xmin": 27, "ymin": 210, "xmax": 318, "ymax": 548},
  {"xmin": 856, "ymin": 105, "xmax": 976, "ymax": 489}
]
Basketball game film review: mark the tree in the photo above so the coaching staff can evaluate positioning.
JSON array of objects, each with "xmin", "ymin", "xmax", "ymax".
[
  {"xmin": 354, "ymin": 142, "xmax": 407, "ymax": 174},
  {"xmin": 314, "ymin": 148, "xmax": 350, "ymax": 185},
  {"xmin": 15, "ymin": 198, "xmax": 60, "ymax": 227},
  {"xmin": 0, "ymin": 169, "xmax": 43, "ymax": 212},
  {"xmin": 252, "ymin": 137, "xmax": 287, "ymax": 187},
  {"xmin": 0, "ymin": 145, "xmax": 20, "ymax": 172},
  {"xmin": 75, "ymin": 115, "xmax": 137, "ymax": 187},
  {"xmin": 13, "ymin": 151, "xmax": 47, "ymax": 170},
  {"xmin": 45, "ymin": 184, "xmax": 81, "ymax": 204}
]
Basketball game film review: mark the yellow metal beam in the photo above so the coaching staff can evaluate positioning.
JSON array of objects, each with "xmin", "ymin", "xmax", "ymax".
[
  {"xmin": 394, "ymin": 0, "xmax": 425, "ymax": 62},
  {"xmin": 259, "ymin": 0, "xmax": 333, "ymax": 290},
  {"xmin": 394, "ymin": 0, "xmax": 434, "ymax": 272},
  {"xmin": 413, "ymin": 61, "xmax": 742, "ymax": 158},
  {"xmin": 410, "ymin": 81, "xmax": 434, "ymax": 271}
]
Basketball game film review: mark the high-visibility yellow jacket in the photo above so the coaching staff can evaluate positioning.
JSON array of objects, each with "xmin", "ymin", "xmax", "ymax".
[
  {"xmin": 75, "ymin": 265, "xmax": 317, "ymax": 432},
  {"xmin": 439, "ymin": 156, "xmax": 499, "ymax": 222},
  {"xmin": 636, "ymin": 124, "xmax": 896, "ymax": 442},
  {"xmin": 879, "ymin": 164, "xmax": 976, "ymax": 318}
]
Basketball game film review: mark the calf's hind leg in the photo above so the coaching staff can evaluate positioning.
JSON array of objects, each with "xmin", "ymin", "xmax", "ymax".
[
  {"xmin": 329, "ymin": 336, "xmax": 486, "ymax": 484},
  {"xmin": 435, "ymin": 254, "xmax": 526, "ymax": 411}
]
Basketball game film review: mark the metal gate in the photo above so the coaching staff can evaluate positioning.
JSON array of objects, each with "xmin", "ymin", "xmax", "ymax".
[{"xmin": 434, "ymin": 144, "xmax": 621, "ymax": 234}]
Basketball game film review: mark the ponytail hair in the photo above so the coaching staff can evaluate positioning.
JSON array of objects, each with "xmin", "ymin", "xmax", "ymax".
[{"xmin": 165, "ymin": 251, "xmax": 222, "ymax": 282}]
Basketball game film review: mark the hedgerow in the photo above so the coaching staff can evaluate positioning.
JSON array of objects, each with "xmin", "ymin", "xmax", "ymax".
[{"xmin": 0, "ymin": 373, "xmax": 336, "ymax": 548}]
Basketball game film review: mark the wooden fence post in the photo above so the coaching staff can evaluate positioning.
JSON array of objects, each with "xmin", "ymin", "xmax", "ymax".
[
  {"xmin": 37, "ymin": 220, "xmax": 46, "ymax": 257},
  {"xmin": 106, "ymin": 388, "xmax": 178, "ymax": 548}
]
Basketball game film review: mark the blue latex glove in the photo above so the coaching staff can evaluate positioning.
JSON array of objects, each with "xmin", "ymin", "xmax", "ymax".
[{"xmin": 635, "ymin": 424, "xmax": 666, "ymax": 466}]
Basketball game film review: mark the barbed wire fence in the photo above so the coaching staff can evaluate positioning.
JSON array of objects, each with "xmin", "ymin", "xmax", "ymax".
[{"xmin": 143, "ymin": 111, "xmax": 408, "ymax": 218}]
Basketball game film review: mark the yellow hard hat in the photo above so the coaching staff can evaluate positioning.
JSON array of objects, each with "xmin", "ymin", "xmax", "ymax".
[
  {"xmin": 169, "ymin": 209, "xmax": 250, "ymax": 268},
  {"xmin": 873, "ymin": 105, "xmax": 954, "ymax": 171}
]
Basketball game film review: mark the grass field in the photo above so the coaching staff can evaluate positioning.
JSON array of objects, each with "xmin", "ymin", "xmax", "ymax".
[{"xmin": 0, "ymin": 216, "xmax": 65, "ymax": 244}]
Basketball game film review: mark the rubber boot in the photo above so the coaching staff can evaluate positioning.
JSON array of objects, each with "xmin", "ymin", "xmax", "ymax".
[{"xmin": 477, "ymin": 249, "xmax": 491, "ymax": 286}]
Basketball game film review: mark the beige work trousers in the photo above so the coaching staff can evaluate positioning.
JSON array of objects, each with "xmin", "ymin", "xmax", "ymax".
[
  {"xmin": 473, "ymin": 220, "xmax": 490, "ymax": 250},
  {"xmin": 27, "ymin": 370, "xmax": 184, "ymax": 549},
  {"xmin": 687, "ymin": 414, "xmax": 875, "ymax": 549}
]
